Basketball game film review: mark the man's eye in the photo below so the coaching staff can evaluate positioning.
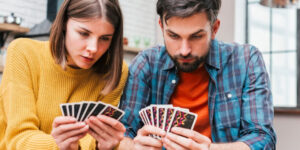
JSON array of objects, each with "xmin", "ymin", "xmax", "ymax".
[
  {"xmin": 169, "ymin": 34, "xmax": 179, "ymax": 39},
  {"xmin": 192, "ymin": 35, "xmax": 203, "ymax": 39}
]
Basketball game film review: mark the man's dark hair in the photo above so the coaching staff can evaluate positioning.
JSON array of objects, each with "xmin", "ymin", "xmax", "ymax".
[{"xmin": 156, "ymin": 0, "xmax": 221, "ymax": 26}]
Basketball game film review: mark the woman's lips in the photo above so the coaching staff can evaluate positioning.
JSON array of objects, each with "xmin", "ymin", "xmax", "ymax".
[{"xmin": 81, "ymin": 56, "xmax": 94, "ymax": 62}]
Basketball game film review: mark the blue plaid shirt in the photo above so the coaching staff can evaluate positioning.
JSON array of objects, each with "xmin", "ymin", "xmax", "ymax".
[{"xmin": 119, "ymin": 39, "xmax": 276, "ymax": 149}]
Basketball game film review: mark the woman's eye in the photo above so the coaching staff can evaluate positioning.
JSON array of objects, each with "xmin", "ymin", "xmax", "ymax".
[
  {"xmin": 79, "ymin": 32, "xmax": 89, "ymax": 37},
  {"xmin": 100, "ymin": 36, "xmax": 110, "ymax": 41}
]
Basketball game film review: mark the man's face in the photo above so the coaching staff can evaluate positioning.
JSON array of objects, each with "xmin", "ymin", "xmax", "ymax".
[{"xmin": 160, "ymin": 12, "xmax": 220, "ymax": 72}]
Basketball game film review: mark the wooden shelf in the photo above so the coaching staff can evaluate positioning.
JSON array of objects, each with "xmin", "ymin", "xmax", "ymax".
[
  {"xmin": 124, "ymin": 45, "xmax": 141, "ymax": 53},
  {"xmin": 0, "ymin": 23, "xmax": 30, "ymax": 33},
  {"xmin": 275, "ymin": 107, "xmax": 300, "ymax": 115}
]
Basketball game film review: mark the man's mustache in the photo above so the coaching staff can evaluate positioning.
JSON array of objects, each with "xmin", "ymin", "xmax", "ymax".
[{"xmin": 174, "ymin": 54, "xmax": 197, "ymax": 59}]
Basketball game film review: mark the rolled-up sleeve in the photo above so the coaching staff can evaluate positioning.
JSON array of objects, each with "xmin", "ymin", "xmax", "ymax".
[{"xmin": 238, "ymin": 47, "xmax": 276, "ymax": 149}]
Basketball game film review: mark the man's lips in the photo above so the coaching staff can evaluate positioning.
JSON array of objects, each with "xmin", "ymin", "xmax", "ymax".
[{"xmin": 178, "ymin": 58, "xmax": 194, "ymax": 63}]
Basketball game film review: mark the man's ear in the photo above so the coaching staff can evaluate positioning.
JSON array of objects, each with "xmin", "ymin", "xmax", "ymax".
[
  {"xmin": 211, "ymin": 19, "xmax": 220, "ymax": 39},
  {"xmin": 158, "ymin": 18, "xmax": 164, "ymax": 32}
]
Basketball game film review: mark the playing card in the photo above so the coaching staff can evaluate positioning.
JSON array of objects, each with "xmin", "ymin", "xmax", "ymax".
[
  {"xmin": 141, "ymin": 108, "xmax": 151, "ymax": 125},
  {"xmin": 176, "ymin": 107, "xmax": 189, "ymax": 112},
  {"xmin": 164, "ymin": 107, "xmax": 176, "ymax": 132},
  {"xmin": 81, "ymin": 102, "xmax": 97, "ymax": 121},
  {"xmin": 78, "ymin": 102, "xmax": 88, "ymax": 121},
  {"xmin": 101, "ymin": 104, "xmax": 124, "ymax": 120},
  {"xmin": 157, "ymin": 106, "xmax": 167, "ymax": 130},
  {"xmin": 73, "ymin": 103, "xmax": 81, "ymax": 119},
  {"xmin": 143, "ymin": 107, "xmax": 158, "ymax": 138},
  {"xmin": 89, "ymin": 102, "xmax": 107, "ymax": 117},
  {"xmin": 169, "ymin": 109, "xmax": 197, "ymax": 130},
  {"xmin": 68, "ymin": 104, "xmax": 73, "ymax": 117},
  {"xmin": 60, "ymin": 104, "xmax": 68, "ymax": 116},
  {"xmin": 151, "ymin": 105, "xmax": 158, "ymax": 127},
  {"xmin": 139, "ymin": 109, "xmax": 148, "ymax": 125},
  {"xmin": 144, "ymin": 107, "xmax": 153, "ymax": 126}
]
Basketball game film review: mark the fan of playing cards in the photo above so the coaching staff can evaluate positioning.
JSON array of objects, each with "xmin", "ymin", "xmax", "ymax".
[
  {"xmin": 60, "ymin": 101, "xmax": 125, "ymax": 122},
  {"xmin": 139, "ymin": 105, "xmax": 198, "ymax": 133}
]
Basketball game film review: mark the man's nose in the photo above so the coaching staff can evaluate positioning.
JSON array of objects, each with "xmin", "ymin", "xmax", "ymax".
[{"xmin": 179, "ymin": 40, "xmax": 191, "ymax": 56}]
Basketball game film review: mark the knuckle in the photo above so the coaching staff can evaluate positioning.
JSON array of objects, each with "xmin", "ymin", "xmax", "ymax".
[
  {"xmin": 112, "ymin": 140, "xmax": 119, "ymax": 146},
  {"xmin": 112, "ymin": 121, "xmax": 119, "ymax": 127},
  {"xmin": 187, "ymin": 139, "xmax": 194, "ymax": 148},
  {"xmin": 118, "ymin": 133, "xmax": 124, "ymax": 140},
  {"xmin": 191, "ymin": 131, "xmax": 197, "ymax": 138},
  {"xmin": 137, "ymin": 129, "xmax": 143, "ymax": 136},
  {"xmin": 133, "ymin": 136, "xmax": 141, "ymax": 144}
]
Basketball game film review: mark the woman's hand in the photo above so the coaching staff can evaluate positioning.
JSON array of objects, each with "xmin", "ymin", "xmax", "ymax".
[
  {"xmin": 51, "ymin": 116, "xmax": 89, "ymax": 150},
  {"xmin": 86, "ymin": 115, "xmax": 126, "ymax": 150}
]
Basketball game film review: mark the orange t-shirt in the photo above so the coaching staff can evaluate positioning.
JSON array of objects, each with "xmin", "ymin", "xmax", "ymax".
[{"xmin": 170, "ymin": 65, "xmax": 211, "ymax": 138}]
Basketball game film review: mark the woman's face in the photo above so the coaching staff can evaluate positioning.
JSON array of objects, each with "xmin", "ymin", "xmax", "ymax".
[{"xmin": 65, "ymin": 17, "xmax": 115, "ymax": 69}]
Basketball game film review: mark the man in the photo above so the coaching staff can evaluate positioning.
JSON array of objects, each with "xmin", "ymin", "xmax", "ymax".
[{"xmin": 119, "ymin": 0, "xmax": 276, "ymax": 149}]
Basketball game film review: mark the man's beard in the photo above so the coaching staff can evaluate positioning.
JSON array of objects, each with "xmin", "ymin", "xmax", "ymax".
[
  {"xmin": 170, "ymin": 53, "xmax": 207, "ymax": 72},
  {"xmin": 165, "ymin": 40, "xmax": 211, "ymax": 72}
]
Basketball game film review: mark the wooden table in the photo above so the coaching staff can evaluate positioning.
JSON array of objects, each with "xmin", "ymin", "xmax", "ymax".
[
  {"xmin": 0, "ymin": 23, "xmax": 30, "ymax": 33},
  {"xmin": 0, "ymin": 23, "xmax": 30, "ymax": 48}
]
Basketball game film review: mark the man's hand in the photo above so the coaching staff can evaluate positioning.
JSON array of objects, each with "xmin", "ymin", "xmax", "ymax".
[
  {"xmin": 51, "ymin": 116, "xmax": 89, "ymax": 150},
  {"xmin": 133, "ymin": 125, "xmax": 166, "ymax": 150},
  {"xmin": 162, "ymin": 127, "xmax": 211, "ymax": 150},
  {"xmin": 85, "ymin": 115, "xmax": 126, "ymax": 150}
]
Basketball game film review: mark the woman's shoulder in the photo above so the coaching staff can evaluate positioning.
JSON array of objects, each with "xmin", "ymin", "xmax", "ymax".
[
  {"xmin": 122, "ymin": 60, "xmax": 128, "ymax": 73},
  {"xmin": 7, "ymin": 38, "xmax": 48, "ymax": 55}
]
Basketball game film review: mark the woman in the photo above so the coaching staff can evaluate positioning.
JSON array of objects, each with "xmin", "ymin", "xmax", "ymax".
[{"xmin": 0, "ymin": 0, "xmax": 128, "ymax": 149}]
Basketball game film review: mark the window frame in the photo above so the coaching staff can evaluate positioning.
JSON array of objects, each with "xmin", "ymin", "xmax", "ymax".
[{"xmin": 245, "ymin": 0, "xmax": 300, "ymax": 111}]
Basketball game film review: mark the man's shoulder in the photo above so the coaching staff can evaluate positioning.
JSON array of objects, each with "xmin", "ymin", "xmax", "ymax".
[
  {"xmin": 131, "ymin": 45, "xmax": 168, "ymax": 66},
  {"xmin": 218, "ymin": 40, "xmax": 259, "ymax": 57},
  {"xmin": 138, "ymin": 45, "xmax": 166, "ymax": 59}
]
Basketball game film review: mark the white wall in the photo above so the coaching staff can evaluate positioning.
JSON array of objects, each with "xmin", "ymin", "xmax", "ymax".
[
  {"xmin": 0, "ymin": 0, "xmax": 47, "ymax": 49},
  {"xmin": 274, "ymin": 114, "xmax": 300, "ymax": 150},
  {"xmin": 0, "ymin": 0, "xmax": 47, "ymax": 28},
  {"xmin": 119, "ymin": 0, "xmax": 157, "ymax": 49},
  {"xmin": 217, "ymin": 0, "xmax": 246, "ymax": 44}
]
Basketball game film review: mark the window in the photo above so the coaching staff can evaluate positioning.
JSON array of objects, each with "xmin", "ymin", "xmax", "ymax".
[{"xmin": 246, "ymin": 0, "xmax": 299, "ymax": 108}]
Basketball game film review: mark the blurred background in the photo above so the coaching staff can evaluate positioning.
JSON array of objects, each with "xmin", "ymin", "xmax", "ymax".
[{"xmin": 0, "ymin": 0, "xmax": 299, "ymax": 149}]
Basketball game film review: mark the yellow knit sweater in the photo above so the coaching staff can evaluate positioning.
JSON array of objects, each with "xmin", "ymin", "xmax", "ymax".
[{"xmin": 0, "ymin": 38, "xmax": 128, "ymax": 150}]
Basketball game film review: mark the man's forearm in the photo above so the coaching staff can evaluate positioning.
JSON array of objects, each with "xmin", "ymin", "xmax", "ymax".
[
  {"xmin": 118, "ymin": 137, "xmax": 134, "ymax": 150},
  {"xmin": 210, "ymin": 142, "xmax": 250, "ymax": 150}
]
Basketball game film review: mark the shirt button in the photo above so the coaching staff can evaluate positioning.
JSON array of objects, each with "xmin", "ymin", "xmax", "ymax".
[
  {"xmin": 227, "ymin": 93, "xmax": 232, "ymax": 98},
  {"xmin": 172, "ymin": 80, "xmax": 176, "ymax": 84}
]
